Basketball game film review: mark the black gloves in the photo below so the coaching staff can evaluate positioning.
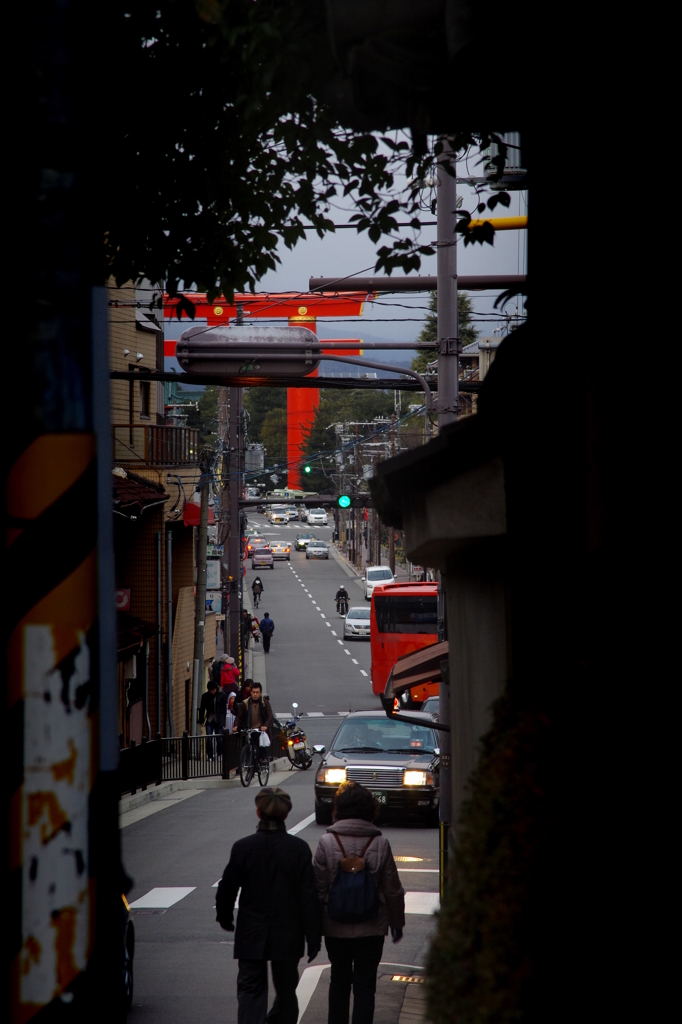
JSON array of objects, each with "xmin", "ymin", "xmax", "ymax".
[
  {"xmin": 307, "ymin": 941, "xmax": 321, "ymax": 963},
  {"xmin": 217, "ymin": 916, "xmax": 235, "ymax": 932},
  {"xmin": 391, "ymin": 928, "xmax": 403, "ymax": 944}
]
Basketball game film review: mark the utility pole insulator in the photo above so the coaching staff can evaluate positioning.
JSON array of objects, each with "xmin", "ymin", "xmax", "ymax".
[{"xmin": 438, "ymin": 337, "xmax": 461, "ymax": 355}]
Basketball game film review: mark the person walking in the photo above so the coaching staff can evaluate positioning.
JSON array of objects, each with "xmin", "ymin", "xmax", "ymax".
[
  {"xmin": 259, "ymin": 612, "xmax": 275, "ymax": 654},
  {"xmin": 199, "ymin": 681, "xmax": 221, "ymax": 759},
  {"xmin": 313, "ymin": 782, "xmax": 405, "ymax": 1024},
  {"xmin": 252, "ymin": 576, "xmax": 264, "ymax": 609},
  {"xmin": 216, "ymin": 787, "xmax": 322, "ymax": 1024},
  {"xmin": 221, "ymin": 656, "xmax": 240, "ymax": 696},
  {"xmin": 242, "ymin": 608, "xmax": 254, "ymax": 650}
]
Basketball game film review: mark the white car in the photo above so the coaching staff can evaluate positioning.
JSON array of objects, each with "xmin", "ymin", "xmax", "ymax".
[
  {"xmin": 307, "ymin": 508, "xmax": 328, "ymax": 526},
  {"xmin": 269, "ymin": 505, "xmax": 288, "ymax": 524},
  {"xmin": 363, "ymin": 566, "xmax": 394, "ymax": 600},
  {"xmin": 344, "ymin": 606, "xmax": 371, "ymax": 640}
]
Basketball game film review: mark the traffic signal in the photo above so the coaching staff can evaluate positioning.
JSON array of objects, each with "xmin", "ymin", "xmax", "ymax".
[
  {"xmin": 304, "ymin": 464, "xmax": 312, "ymax": 474},
  {"xmin": 338, "ymin": 494, "xmax": 372, "ymax": 509}
]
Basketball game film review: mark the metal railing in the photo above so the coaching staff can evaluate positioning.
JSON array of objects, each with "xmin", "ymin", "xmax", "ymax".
[
  {"xmin": 112, "ymin": 424, "xmax": 200, "ymax": 466},
  {"xmin": 119, "ymin": 729, "xmax": 287, "ymax": 797}
]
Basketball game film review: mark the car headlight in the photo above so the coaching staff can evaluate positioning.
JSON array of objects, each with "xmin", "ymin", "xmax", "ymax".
[
  {"xmin": 404, "ymin": 770, "xmax": 430, "ymax": 787},
  {"xmin": 318, "ymin": 767, "xmax": 347, "ymax": 784}
]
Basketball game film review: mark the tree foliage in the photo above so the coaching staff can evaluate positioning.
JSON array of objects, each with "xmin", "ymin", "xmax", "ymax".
[
  {"xmin": 301, "ymin": 390, "xmax": 397, "ymax": 492},
  {"xmin": 186, "ymin": 385, "xmax": 218, "ymax": 445},
  {"xmin": 411, "ymin": 292, "xmax": 478, "ymax": 374},
  {"xmin": 244, "ymin": 388, "xmax": 287, "ymax": 445},
  {"xmin": 260, "ymin": 408, "xmax": 287, "ymax": 465},
  {"xmin": 100, "ymin": 3, "xmax": 510, "ymax": 304}
]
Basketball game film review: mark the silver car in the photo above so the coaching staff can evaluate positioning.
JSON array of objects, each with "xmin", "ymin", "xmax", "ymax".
[
  {"xmin": 251, "ymin": 546, "xmax": 274, "ymax": 569},
  {"xmin": 306, "ymin": 540, "xmax": 329, "ymax": 559},
  {"xmin": 344, "ymin": 606, "xmax": 371, "ymax": 639}
]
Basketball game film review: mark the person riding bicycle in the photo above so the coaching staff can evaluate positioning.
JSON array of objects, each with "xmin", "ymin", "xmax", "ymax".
[
  {"xmin": 251, "ymin": 576, "xmax": 264, "ymax": 604},
  {"xmin": 233, "ymin": 681, "xmax": 273, "ymax": 742},
  {"xmin": 335, "ymin": 585, "xmax": 349, "ymax": 613}
]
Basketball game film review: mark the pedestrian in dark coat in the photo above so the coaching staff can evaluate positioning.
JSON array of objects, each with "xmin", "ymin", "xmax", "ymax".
[
  {"xmin": 216, "ymin": 787, "xmax": 322, "ymax": 1024},
  {"xmin": 313, "ymin": 782, "xmax": 405, "ymax": 1024},
  {"xmin": 259, "ymin": 612, "xmax": 275, "ymax": 653}
]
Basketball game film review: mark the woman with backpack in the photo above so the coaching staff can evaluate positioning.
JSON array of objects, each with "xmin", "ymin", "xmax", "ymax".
[{"xmin": 313, "ymin": 782, "xmax": 405, "ymax": 1024}]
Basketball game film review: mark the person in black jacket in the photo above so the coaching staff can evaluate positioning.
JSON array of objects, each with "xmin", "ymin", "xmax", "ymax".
[
  {"xmin": 216, "ymin": 787, "xmax": 322, "ymax": 1024},
  {"xmin": 199, "ymin": 681, "xmax": 227, "ymax": 759}
]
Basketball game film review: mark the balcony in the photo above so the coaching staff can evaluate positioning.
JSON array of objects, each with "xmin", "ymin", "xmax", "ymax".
[{"xmin": 112, "ymin": 424, "xmax": 200, "ymax": 466}]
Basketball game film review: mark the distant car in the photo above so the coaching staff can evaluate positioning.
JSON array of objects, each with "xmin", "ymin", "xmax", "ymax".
[
  {"xmin": 295, "ymin": 532, "xmax": 316, "ymax": 551},
  {"xmin": 314, "ymin": 710, "xmax": 440, "ymax": 825},
  {"xmin": 251, "ymin": 546, "xmax": 274, "ymax": 569},
  {"xmin": 245, "ymin": 536, "xmax": 266, "ymax": 557},
  {"xmin": 269, "ymin": 506, "xmax": 288, "ymax": 524},
  {"xmin": 300, "ymin": 508, "xmax": 309, "ymax": 523},
  {"xmin": 344, "ymin": 606, "xmax": 371, "ymax": 640},
  {"xmin": 306, "ymin": 540, "xmax": 329, "ymax": 559},
  {"xmin": 421, "ymin": 696, "xmax": 439, "ymax": 715},
  {"xmin": 307, "ymin": 508, "xmax": 328, "ymax": 526},
  {"xmin": 270, "ymin": 540, "xmax": 291, "ymax": 561},
  {"xmin": 243, "ymin": 526, "xmax": 261, "ymax": 538},
  {"xmin": 363, "ymin": 566, "xmax": 395, "ymax": 600},
  {"xmin": 286, "ymin": 506, "xmax": 299, "ymax": 521},
  {"xmin": 256, "ymin": 503, "xmax": 267, "ymax": 513}
]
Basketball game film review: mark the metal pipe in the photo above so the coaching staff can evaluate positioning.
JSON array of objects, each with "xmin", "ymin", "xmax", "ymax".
[
  {"xmin": 144, "ymin": 640, "xmax": 151, "ymax": 737},
  {"xmin": 176, "ymin": 341, "xmax": 437, "ymax": 351},
  {"xmin": 192, "ymin": 477, "xmax": 209, "ymax": 735},
  {"xmin": 437, "ymin": 138, "xmax": 459, "ymax": 428},
  {"xmin": 156, "ymin": 530, "xmax": 162, "ymax": 736},
  {"xmin": 166, "ymin": 528, "xmax": 174, "ymax": 736},
  {"xmin": 309, "ymin": 274, "xmax": 527, "ymax": 293}
]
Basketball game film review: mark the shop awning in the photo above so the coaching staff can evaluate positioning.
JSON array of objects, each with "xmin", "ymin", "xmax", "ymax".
[
  {"xmin": 117, "ymin": 612, "xmax": 158, "ymax": 659},
  {"xmin": 113, "ymin": 468, "xmax": 167, "ymax": 520}
]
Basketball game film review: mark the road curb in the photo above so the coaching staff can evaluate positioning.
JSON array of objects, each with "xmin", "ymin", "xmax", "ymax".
[
  {"xmin": 118, "ymin": 757, "xmax": 291, "ymax": 813},
  {"xmin": 330, "ymin": 544, "xmax": 362, "ymax": 580}
]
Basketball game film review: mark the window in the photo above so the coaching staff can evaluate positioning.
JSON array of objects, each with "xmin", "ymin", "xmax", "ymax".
[
  {"xmin": 367, "ymin": 568, "xmax": 393, "ymax": 581},
  {"xmin": 348, "ymin": 608, "xmax": 370, "ymax": 619},
  {"xmin": 140, "ymin": 380, "xmax": 151, "ymax": 419},
  {"xmin": 373, "ymin": 596, "xmax": 438, "ymax": 634},
  {"xmin": 333, "ymin": 716, "xmax": 437, "ymax": 754}
]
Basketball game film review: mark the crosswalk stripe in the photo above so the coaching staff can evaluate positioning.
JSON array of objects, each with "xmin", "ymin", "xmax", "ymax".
[
  {"xmin": 405, "ymin": 892, "xmax": 440, "ymax": 915},
  {"xmin": 306, "ymin": 712, "xmax": 324, "ymax": 717},
  {"xmin": 129, "ymin": 887, "xmax": 195, "ymax": 909},
  {"xmin": 360, "ymin": 670, "xmax": 368, "ymax": 677}
]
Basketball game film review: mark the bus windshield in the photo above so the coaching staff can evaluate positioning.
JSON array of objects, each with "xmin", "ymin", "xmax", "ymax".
[{"xmin": 373, "ymin": 595, "xmax": 437, "ymax": 634}]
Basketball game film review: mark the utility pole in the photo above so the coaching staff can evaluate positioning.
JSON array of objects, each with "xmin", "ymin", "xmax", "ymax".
[
  {"xmin": 191, "ymin": 469, "xmax": 209, "ymax": 734},
  {"xmin": 388, "ymin": 414, "xmax": 396, "ymax": 573},
  {"xmin": 437, "ymin": 138, "xmax": 459, "ymax": 429},
  {"xmin": 228, "ymin": 387, "xmax": 242, "ymax": 664}
]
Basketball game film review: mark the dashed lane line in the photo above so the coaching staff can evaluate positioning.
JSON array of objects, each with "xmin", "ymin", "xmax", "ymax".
[
  {"xmin": 337, "ymin": 639, "xmax": 344, "ymax": 645},
  {"xmin": 360, "ymin": 670, "xmax": 368, "ymax": 677},
  {"xmin": 129, "ymin": 887, "xmax": 195, "ymax": 909},
  {"xmin": 344, "ymin": 649, "xmax": 351, "ymax": 655},
  {"xmin": 352, "ymin": 658, "xmax": 358, "ymax": 664}
]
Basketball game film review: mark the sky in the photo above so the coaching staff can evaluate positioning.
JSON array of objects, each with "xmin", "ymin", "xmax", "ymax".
[{"xmin": 164, "ymin": 146, "xmax": 528, "ymax": 375}]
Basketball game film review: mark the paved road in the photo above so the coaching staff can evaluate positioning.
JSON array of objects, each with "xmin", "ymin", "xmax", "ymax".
[
  {"xmin": 244, "ymin": 512, "xmax": 376, "ymax": 751},
  {"xmin": 122, "ymin": 516, "xmax": 440, "ymax": 1021}
]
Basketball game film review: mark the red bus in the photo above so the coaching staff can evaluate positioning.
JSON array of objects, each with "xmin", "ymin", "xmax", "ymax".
[{"xmin": 370, "ymin": 582, "xmax": 439, "ymax": 700}]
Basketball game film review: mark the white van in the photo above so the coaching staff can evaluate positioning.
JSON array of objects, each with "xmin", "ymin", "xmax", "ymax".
[
  {"xmin": 269, "ymin": 505, "xmax": 288, "ymax": 524},
  {"xmin": 363, "ymin": 566, "xmax": 394, "ymax": 600}
]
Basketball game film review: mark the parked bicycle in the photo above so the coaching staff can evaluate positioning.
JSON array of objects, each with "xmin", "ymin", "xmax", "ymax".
[
  {"xmin": 239, "ymin": 728, "xmax": 270, "ymax": 787},
  {"xmin": 277, "ymin": 702, "xmax": 313, "ymax": 770}
]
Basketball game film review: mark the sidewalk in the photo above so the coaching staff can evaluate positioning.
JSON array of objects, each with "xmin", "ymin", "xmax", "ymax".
[
  {"xmin": 243, "ymin": 589, "xmax": 267, "ymax": 687},
  {"xmin": 299, "ymin": 963, "xmax": 430, "ymax": 1024}
]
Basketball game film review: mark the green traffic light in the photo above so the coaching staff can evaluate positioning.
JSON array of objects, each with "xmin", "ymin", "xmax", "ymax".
[
  {"xmin": 304, "ymin": 465, "xmax": 312, "ymax": 474},
  {"xmin": 338, "ymin": 495, "xmax": 351, "ymax": 508}
]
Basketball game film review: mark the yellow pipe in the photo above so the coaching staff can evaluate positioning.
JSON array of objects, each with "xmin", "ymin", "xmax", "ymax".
[{"xmin": 466, "ymin": 216, "xmax": 528, "ymax": 230}]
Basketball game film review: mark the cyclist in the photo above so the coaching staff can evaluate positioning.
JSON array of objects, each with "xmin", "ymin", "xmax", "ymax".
[
  {"xmin": 233, "ymin": 681, "xmax": 273, "ymax": 743},
  {"xmin": 251, "ymin": 576, "xmax": 264, "ymax": 609},
  {"xmin": 335, "ymin": 585, "xmax": 349, "ymax": 614}
]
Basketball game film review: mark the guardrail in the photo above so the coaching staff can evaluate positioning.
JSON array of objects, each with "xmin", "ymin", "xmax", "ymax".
[
  {"xmin": 112, "ymin": 424, "xmax": 200, "ymax": 466},
  {"xmin": 119, "ymin": 730, "xmax": 287, "ymax": 797}
]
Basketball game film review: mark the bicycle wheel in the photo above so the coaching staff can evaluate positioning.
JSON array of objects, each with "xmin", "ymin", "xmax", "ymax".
[
  {"xmin": 257, "ymin": 756, "xmax": 270, "ymax": 786},
  {"xmin": 239, "ymin": 742, "xmax": 255, "ymax": 787}
]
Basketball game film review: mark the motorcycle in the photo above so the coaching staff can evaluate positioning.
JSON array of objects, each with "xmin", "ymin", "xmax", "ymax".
[
  {"xmin": 337, "ymin": 595, "xmax": 349, "ymax": 616},
  {"xmin": 278, "ymin": 702, "xmax": 313, "ymax": 770}
]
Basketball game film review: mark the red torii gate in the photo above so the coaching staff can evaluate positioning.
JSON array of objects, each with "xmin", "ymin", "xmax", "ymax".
[{"xmin": 162, "ymin": 292, "xmax": 368, "ymax": 488}]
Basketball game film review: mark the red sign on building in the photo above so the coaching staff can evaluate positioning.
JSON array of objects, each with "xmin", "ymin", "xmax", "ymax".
[{"xmin": 115, "ymin": 588, "xmax": 131, "ymax": 611}]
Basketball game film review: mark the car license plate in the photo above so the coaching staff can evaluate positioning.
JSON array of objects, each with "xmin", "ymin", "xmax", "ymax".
[
  {"xmin": 371, "ymin": 791, "xmax": 387, "ymax": 805},
  {"xmin": 293, "ymin": 742, "xmax": 305, "ymax": 750}
]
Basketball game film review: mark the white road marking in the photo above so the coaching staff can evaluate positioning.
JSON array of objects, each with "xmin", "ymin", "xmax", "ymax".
[
  {"xmin": 338, "ymin": 711, "xmax": 349, "ymax": 716},
  {"xmin": 337, "ymin": 640, "xmax": 344, "ymax": 645},
  {"xmin": 331, "ymin": 631, "xmax": 337, "ymax": 636},
  {"xmin": 405, "ymin": 892, "xmax": 440, "ymax": 915},
  {"xmin": 297, "ymin": 965, "xmax": 329, "ymax": 1021},
  {"xmin": 360, "ymin": 670, "xmax": 368, "ymax": 677},
  {"xmin": 398, "ymin": 869, "xmax": 439, "ymax": 873},
  {"xmin": 129, "ymin": 887, "xmax": 196, "ymax": 909},
  {"xmin": 352, "ymin": 658, "xmax": 358, "ymax": 664},
  {"xmin": 326, "ymin": 622, "xmax": 331, "ymax": 627},
  {"xmin": 288, "ymin": 812, "xmax": 316, "ymax": 836},
  {"xmin": 344, "ymin": 649, "xmax": 351, "ymax": 655},
  {"xmin": 306, "ymin": 712, "xmax": 324, "ymax": 717}
]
